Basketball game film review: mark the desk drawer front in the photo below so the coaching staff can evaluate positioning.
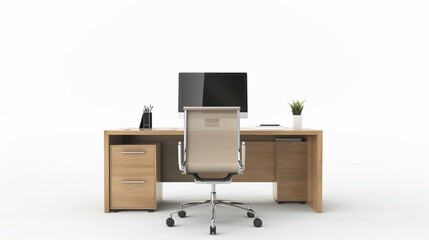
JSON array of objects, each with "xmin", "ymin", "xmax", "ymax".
[
  {"xmin": 110, "ymin": 145, "xmax": 156, "ymax": 168},
  {"xmin": 110, "ymin": 176, "xmax": 156, "ymax": 209},
  {"xmin": 110, "ymin": 145, "xmax": 157, "ymax": 209}
]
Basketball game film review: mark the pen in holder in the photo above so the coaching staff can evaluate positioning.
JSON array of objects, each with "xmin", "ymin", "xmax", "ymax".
[{"xmin": 139, "ymin": 105, "xmax": 153, "ymax": 129}]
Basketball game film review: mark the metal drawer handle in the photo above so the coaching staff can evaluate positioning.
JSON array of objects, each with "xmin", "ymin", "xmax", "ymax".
[
  {"xmin": 121, "ymin": 151, "xmax": 145, "ymax": 154},
  {"xmin": 121, "ymin": 180, "xmax": 146, "ymax": 184}
]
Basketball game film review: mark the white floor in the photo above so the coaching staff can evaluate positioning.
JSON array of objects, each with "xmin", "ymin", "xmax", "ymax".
[{"xmin": 0, "ymin": 162, "xmax": 428, "ymax": 240}]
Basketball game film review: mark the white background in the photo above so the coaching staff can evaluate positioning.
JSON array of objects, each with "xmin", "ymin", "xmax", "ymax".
[
  {"xmin": 1, "ymin": 1, "xmax": 429, "ymax": 239},
  {"xmin": 1, "ymin": 0, "xmax": 429, "ymax": 164}
]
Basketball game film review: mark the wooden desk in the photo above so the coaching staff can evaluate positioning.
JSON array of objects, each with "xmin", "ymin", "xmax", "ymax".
[{"xmin": 104, "ymin": 128, "xmax": 323, "ymax": 213}]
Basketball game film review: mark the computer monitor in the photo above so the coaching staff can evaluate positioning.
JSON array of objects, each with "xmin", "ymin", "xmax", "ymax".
[{"xmin": 178, "ymin": 72, "xmax": 248, "ymax": 118}]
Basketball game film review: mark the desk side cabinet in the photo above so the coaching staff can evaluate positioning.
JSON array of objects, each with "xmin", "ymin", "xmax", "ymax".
[
  {"xmin": 110, "ymin": 144, "xmax": 161, "ymax": 211},
  {"xmin": 274, "ymin": 141, "xmax": 308, "ymax": 202}
]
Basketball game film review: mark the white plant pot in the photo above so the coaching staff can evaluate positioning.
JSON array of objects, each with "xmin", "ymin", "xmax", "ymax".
[{"xmin": 293, "ymin": 115, "xmax": 302, "ymax": 130}]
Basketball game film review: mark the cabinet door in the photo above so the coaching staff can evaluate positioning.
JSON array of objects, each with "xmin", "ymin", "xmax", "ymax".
[
  {"xmin": 110, "ymin": 145, "xmax": 157, "ymax": 209},
  {"xmin": 274, "ymin": 141, "xmax": 308, "ymax": 202}
]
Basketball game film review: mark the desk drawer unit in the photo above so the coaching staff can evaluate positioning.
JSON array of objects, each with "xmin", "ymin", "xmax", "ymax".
[
  {"xmin": 274, "ymin": 141, "xmax": 308, "ymax": 202},
  {"xmin": 110, "ymin": 144, "xmax": 159, "ymax": 210}
]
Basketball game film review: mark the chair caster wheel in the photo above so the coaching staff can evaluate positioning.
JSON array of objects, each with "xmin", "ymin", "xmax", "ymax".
[
  {"xmin": 166, "ymin": 218, "xmax": 175, "ymax": 227},
  {"xmin": 253, "ymin": 218, "xmax": 263, "ymax": 227},
  {"xmin": 247, "ymin": 209, "xmax": 255, "ymax": 218},
  {"xmin": 178, "ymin": 210, "xmax": 186, "ymax": 218},
  {"xmin": 210, "ymin": 226, "xmax": 216, "ymax": 235}
]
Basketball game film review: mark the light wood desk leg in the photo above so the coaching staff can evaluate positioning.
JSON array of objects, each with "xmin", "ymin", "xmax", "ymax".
[
  {"xmin": 104, "ymin": 132, "xmax": 110, "ymax": 213},
  {"xmin": 307, "ymin": 133, "xmax": 323, "ymax": 213}
]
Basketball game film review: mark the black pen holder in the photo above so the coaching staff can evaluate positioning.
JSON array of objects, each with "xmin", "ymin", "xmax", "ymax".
[{"xmin": 139, "ymin": 112, "xmax": 152, "ymax": 129}]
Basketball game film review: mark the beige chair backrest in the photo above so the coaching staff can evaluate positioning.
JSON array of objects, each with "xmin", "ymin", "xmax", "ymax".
[{"xmin": 184, "ymin": 107, "xmax": 240, "ymax": 173}]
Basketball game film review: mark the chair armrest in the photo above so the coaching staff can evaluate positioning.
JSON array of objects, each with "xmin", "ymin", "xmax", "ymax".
[
  {"xmin": 239, "ymin": 141, "xmax": 246, "ymax": 172},
  {"xmin": 178, "ymin": 141, "xmax": 185, "ymax": 173}
]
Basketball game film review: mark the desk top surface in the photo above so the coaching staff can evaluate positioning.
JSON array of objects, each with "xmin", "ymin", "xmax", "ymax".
[{"xmin": 105, "ymin": 128, "xmax": 322, "ymax": 136}]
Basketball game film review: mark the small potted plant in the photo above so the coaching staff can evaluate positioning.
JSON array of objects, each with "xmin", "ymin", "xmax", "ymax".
[
  {"xmin": 139, "ymin": 105, "xmax": 153, "ymax": 129},
  {"xmin": 289, "ymin": 100, "xmax": 305, "ymax": 130}
]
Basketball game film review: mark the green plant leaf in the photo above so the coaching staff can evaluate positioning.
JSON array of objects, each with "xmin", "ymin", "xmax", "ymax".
[{"xmin": 288, "ymin": 99, "xmax": 305, "ymax": 115}]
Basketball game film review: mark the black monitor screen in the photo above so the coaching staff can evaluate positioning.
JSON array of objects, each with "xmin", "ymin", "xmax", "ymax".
[{"xmin": 178, "ymin": 72, "xmax": 248, "ymax": 113}]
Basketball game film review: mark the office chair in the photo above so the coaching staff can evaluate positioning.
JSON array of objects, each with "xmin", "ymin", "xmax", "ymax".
[{"xmin": 165, "ymin": 107, "xmax": 262, "ymax": 235}]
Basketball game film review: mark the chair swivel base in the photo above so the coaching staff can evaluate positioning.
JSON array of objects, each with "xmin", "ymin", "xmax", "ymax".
[{"xmin": 165, "ymin": 184, "xmax": 263, "ymax": 235}]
